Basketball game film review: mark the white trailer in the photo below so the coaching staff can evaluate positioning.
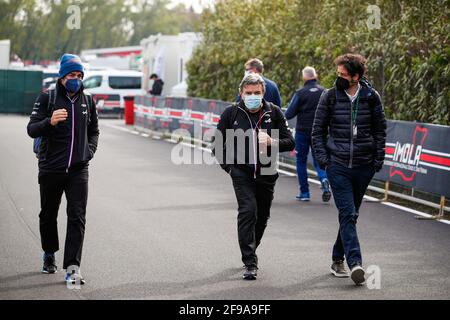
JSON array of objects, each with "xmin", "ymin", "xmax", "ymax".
[
  {"xmin": 140, "ymin": 32, "xmax": 202, "ymax": 97},
  {"xmin": 0, "ymin": 40, "xmax": 11, "ymax": 69}
]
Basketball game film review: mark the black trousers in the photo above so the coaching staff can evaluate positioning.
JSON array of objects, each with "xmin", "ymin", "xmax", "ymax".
[
  {"xmin": 230, "ymin": 166, "xmax": 278, "ymax": 268},
  {"xmin": 38, "ymin": 167, "xmax": 88, "ymax": 269}
]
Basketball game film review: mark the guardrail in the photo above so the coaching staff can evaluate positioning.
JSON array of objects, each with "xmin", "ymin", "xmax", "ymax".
[{"xmin": 131, "ymin": 95, "xmax": 450, "ymax": 218}]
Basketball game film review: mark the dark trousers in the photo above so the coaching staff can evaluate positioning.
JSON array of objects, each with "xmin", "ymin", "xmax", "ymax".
[
  {"xmin": 38, "ymin": 167, "xmax": 88, "ymax": 269},
  {"xmin": 326, "ymin": 163, "xmax": 374, "ymax": 268},
  {"xmin": 230, "ymin": 166, "xmax": 278, "ymax": 268},
  {"xmin": 295, "ymin": 131, "xmax": 327, "ymax": 194}
]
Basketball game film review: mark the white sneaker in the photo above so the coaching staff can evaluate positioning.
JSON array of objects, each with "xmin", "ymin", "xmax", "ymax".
[
  {"xmin": 350, "ymin": 265, "xmax": 365, "ymax": 285},
  {"xmin": 65, "ymin": 265, "xmax": 86, "ymax": 286}
]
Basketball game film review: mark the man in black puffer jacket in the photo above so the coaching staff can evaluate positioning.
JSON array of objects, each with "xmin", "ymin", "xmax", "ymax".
[{"xmin": 312, "ymin": 54, "xmax": 386, "ymax": 285}]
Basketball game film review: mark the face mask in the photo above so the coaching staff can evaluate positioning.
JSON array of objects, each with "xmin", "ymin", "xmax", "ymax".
[
  {"xmin": 244, "ymin": 70, "xmax": 252, "ymax": 77},
  {"xmin": 244, "ymin": 94, "xmax": 263, "ymax": 110},
  {"xmin": 65, "ymin": 79, "xmax": 82, "ymax": 93},
  {"xmin": 335, "ymin": 76, "xmax": 350, "ymax": 91}
]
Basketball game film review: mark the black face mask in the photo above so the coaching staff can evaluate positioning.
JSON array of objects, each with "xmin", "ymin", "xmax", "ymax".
[{"xmin": 335, "ymin": 76, "xmax": 350, "ymax": 91}]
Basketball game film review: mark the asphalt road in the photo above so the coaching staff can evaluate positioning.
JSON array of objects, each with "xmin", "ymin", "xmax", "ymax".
[{"xmin": 0, "ymin": 115, "xmax": 449, "ymax": 300}]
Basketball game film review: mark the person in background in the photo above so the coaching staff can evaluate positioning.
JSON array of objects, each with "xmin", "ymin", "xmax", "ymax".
[
  {"xmin": 236, "ymin": 58, "xmax": 282, "ymax": 107},
  {"xmin": 285, "ymin": 66, "xmax": 331, "ymax": 202},
  {"xmin": 149, "ymin": 73, "xmax": 164, "ymax": 96}
]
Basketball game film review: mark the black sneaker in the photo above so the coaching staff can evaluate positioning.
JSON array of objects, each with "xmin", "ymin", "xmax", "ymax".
[
  {"xmin": 330, "ymin": 260, "xmax": 349, "ymax": 278},
  {"xmin": 321, "ymin": 179, "xmax": 332, "ymax": 202},
  {"xmin": 42, "ymin": 254, "xmax": 57, "ymax": 274},
  {"xmin": 350, "ymin": 264, "xmax": 366, "ymax": 285},
  {"xmin": 243, "ymin": 266, "xmax": 258, "ymax": 280}
]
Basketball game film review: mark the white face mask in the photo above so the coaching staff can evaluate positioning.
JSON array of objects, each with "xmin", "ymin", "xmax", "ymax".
[{"xmin": 244, "ymin": 70, "xmax": 252, "ymax": 77}]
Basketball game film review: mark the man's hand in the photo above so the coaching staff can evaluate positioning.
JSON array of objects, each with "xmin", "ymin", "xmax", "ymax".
[
  {"xmin": 258, "ymin": 131, "xmax": 272, "ymax": 154},
  {"xmin": 258, "ymin": 131, "xmax": 272, "ymax": 146},
  {"xmin": 374, "ymin": 160, "xmax": 384, "ymax": 172},
  {"xmin": 50, "ymin": 109, "xmax": 68, "ymax": 126}
]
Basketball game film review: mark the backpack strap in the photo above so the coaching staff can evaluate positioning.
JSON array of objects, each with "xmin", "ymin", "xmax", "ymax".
[
  {"xmin": 228, "ymin": 102, "xmax": 239, "ymax": 128},
  {"xmin": 34, "ymin": 89, "xmax": 56, "ymax": 156},
  {"xmin": 47, "ymin": 88, "xmax": 56, "ymax": 114},
  {"xmin": 83, "ymin": 92, "xmax": 92, "ymax": 124},
  {"xmin": 326, "ymin": 87, "xmax": 336, "ymax": 107},
  {"xmin": 367, "ymin": 88, "xmax": 378, "ymax": 112},
  {"xmin": 269, "ymin": 103, "xmax": 279, "ymax": 122}
]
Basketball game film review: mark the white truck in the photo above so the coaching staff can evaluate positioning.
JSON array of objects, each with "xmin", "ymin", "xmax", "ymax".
[{"xmin": 83, "ymin": 69, "xmax": 145, "ymax": 118}]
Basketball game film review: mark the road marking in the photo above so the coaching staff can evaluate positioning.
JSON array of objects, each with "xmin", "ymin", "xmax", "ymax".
[{"xmin": 103, "ymin": 123, "xmax": 131, "ymax": 133}]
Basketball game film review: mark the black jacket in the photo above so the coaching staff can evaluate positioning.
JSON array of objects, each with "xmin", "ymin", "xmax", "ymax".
[
  {"xmin": 27, "ymin": 81, "xmax": 99, "ymax": 174},
  {"xmin": 284, "ymin": 79, "xmax": 324, "ymax": 134},
  {"xmin": 213, "ymin": 100, "xmax": 295, "ymax": 176},
  {"xmin": 311, "ymin": 81, "xmax": 386, "ymax": 170},
  {"xmin": 150, "ymin": 79, "xmax": 164, "ymax": 96}
]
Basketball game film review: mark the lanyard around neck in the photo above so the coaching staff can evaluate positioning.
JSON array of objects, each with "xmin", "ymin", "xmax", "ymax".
[{"xmin": 351, "ymin": 94, "xmax": 360, "ymax": 124}]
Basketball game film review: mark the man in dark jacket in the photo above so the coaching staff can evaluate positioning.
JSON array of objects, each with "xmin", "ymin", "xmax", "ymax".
[
  {"xmin": 213, "ymin": 73, "xmax": 295, "ymax": 280},
  {"xmin": 312, "ymin": 54, "xmax": 386, "ymax": 285},
  {"xmin": 27, "ymin": 53, "xmax": 99, "ymax": 286},
  {"xmin": 236, "ymin": 58, "xmax": 282, "ymax": 107},
  {"xmin": 285, "ymin": 66, "xmax": 331, "ymax": 202},
  {"xmin": 149, "ymin": 73, "xmax": 164, "ymax": 96}
]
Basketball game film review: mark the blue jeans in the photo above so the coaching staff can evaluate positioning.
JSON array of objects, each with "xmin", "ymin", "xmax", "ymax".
[
  {"xmin": 295, "ymin": 131, "xmax": 327, "ymax": 194},
  {"xmin": 326, "ymin": 163, "xmax": 375, "ymax": 268}
]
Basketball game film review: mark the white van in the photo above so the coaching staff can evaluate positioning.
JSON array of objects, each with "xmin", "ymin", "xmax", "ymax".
[{"xmin": 82, "ymin": 69, "xmax": 145, "ymax": 117}]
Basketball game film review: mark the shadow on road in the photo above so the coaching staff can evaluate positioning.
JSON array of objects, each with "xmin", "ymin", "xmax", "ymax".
[{"xmin": 81, "ymin": 268, "xmax": 362, "ymax": 300}]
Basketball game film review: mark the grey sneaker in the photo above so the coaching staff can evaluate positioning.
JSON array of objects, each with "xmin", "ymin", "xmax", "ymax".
[
  {"xmin": 350, "ymin": 265, "xmax": 366, "ymax": 285},
  {"xmin": 330, "ymin": 260, "xmax": 349, "ymax": 278}
]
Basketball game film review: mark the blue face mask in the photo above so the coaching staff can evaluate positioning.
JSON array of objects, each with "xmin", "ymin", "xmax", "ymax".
[
  {"xmin": 65, "ymin": 79, "xmax": 82, "ymax": 93},
  {"xmin": 244, "ymin": 94, "xmax": 263, "ymax": 110}
]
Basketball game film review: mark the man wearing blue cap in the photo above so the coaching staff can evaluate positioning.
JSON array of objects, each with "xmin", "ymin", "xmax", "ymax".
[{"xmin": 27, "ymin": 54, "xmax": 99, "ymax": 286}]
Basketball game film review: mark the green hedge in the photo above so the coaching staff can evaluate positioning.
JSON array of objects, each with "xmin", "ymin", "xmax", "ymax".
[{"xmin": 187, "ymin": 0, "xmax": 450, "ymax": 125}]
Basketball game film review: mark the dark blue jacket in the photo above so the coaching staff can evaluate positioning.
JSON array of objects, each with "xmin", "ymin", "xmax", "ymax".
[
  {"xmin": 285, "ymin": 79, "xmax": 324, "ymax": 134},
  {"xmin": 236, "ymin": 76, "xmax": 282, "ymax": 107},
  {"xmin": 311, "ymin": 81, "xmax": 386, "ymax": 170}
]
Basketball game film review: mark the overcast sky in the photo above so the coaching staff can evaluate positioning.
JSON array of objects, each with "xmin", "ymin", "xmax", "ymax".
[{"xmin": 168, "ymin": 0, "xmax": 215, "ymax": 13}]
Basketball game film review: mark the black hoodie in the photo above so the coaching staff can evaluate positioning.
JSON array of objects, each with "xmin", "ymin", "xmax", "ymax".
[
  {"xmin": 150, "ymin": 79, "xmax": 164, "ymax": 96},
  {"xmin": 213, "ymin": 100, "xmax": 295, "ymax": 177},
  {"xmin": 27, "ymin": 80, "xmax": 99, "ymax": 174}
]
